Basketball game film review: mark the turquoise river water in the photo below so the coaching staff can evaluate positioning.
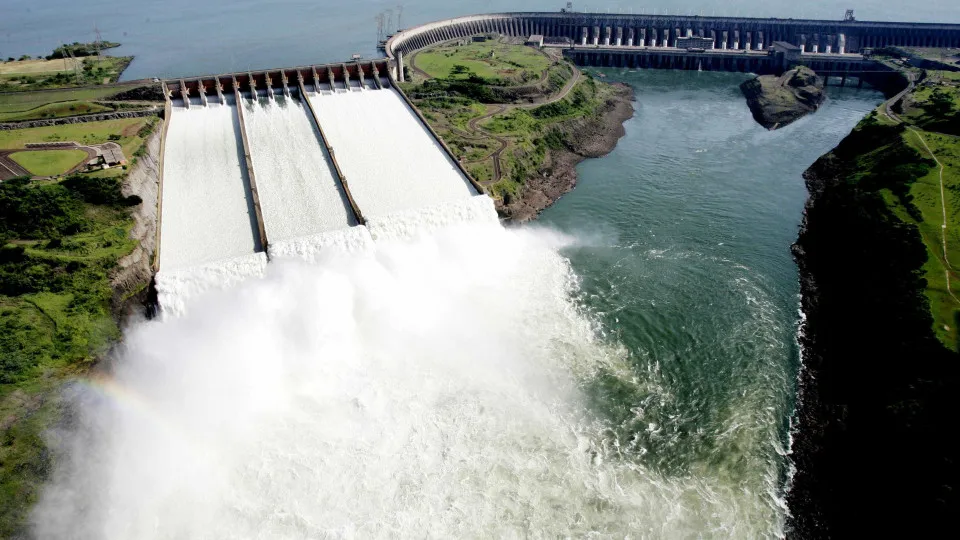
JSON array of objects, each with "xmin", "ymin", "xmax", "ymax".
[{"xmin": 540, "ymin": 69, "xmax": 883, "ymax": 533}]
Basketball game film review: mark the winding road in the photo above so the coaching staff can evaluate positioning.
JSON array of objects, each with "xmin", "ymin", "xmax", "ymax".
[{"xmin": 407, "ymin": 42, "xmax": 583, "ymax": 185}]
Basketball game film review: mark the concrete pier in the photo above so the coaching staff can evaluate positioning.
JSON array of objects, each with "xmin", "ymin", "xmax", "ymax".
[{"xmin": 232, "ymin": 79, "xmax": 269, "ymax": 254}]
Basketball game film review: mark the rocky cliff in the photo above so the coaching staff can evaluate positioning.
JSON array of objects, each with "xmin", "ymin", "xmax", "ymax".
[{"xmin": 787, "ymin": 120, "xmax": 958, "ymax": 538}]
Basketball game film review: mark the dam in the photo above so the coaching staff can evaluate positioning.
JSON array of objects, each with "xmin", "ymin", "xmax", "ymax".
[
  {"xmin": 153, "ymin": 10, "xmax": 960, "ymax": 310},
  {"xmin": 155, "ymin": 60, "xmax": 485, "ymax": 309},
  {"xmin": 385, "ymin": 11, "xmax": 960, "ymax": 87}
]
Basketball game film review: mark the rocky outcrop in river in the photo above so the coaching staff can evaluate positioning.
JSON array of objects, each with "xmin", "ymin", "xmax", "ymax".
[{"xmin": 741, "ymin": 67, "xmax": 825, "ymax": 130}]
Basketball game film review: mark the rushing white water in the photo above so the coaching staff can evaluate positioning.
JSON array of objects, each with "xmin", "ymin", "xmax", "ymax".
[
  {"xmin": 309, "ymin": 88, "xmax": 476, "ymax": 219},
  {"xmin": 154, "ymin": 252, "xmax": 268, "ymax": 318},
  {"xmin": 243, "ymin": 92, "xmax": 356, "ymax": 242},
  {"xmin": 159, "ymin": 99, "xmax": 259, "ymax": 271},
  {"xmin": 35, "ymin": 199, "xmax": 780, "ymax": 538}
]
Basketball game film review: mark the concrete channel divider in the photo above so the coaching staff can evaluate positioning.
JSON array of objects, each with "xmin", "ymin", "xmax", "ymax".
[
  {"xmin": 153, "ymin": 93, "xmax": 172, "ymax": 272},
  {"xmin": 179, "ymin": 80, "xmax": 190, "ymax": 108},
  {"xmin": 232, "ymin": 79, "xmax": 271, "ymax": 255},
  {"xmin": 296, "ymin": 77, "xmax": 367, "ymax": 226},
  {"xmin": 387, "ymin": 73, "xmax": 486, "ymax": 196}
]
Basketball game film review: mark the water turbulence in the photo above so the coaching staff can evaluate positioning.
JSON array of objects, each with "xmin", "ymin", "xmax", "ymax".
[
  {"xmin": 32, "ymin": 72, "xmax": 806, "ymax": 538},
  {"xmin": 155, "ymin": 95, "xmax": 266, "ymax": 313},
  {"xmin": 242, "ymin": 90, "xmax": 357, "ymax": 251},
  {"xmin": 34, "ymin": 195, "xmax": 782, "ymax": 538}
]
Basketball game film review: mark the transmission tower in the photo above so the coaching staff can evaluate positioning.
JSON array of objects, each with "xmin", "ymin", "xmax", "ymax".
[
  {"xmin": 375, "ymin": 13, "xmax": 385, "ymax": 42},
  {"xmin": 61, "ymin": 41, "xmax": 83, "ymax": 84},
  {"xmin": 386, "ymin": 9, "xmax": 394, "ymax": 35},
  {"xmin": 93, "ymin": 23, "xmax": 103, "ymax": 67},
  {"xmin": 397, "ymin": 5, "xmax": 404, "ymax": 31}
]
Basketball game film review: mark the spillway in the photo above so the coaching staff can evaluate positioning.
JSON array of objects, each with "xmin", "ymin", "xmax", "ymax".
[
  {"xmin": 241, "ymin": 91, "xmax": 356, "ymax": 245},
  {"xmin": 159, "ymin": 98, "xmax": 260, "ymax": 271},
  {"xmin": 154, "ymin": 67, "xmax": 486, "ymax": 313},
  {"xmin": 308, "ymin": 87, "xmax": 476, "ymax": 219}
]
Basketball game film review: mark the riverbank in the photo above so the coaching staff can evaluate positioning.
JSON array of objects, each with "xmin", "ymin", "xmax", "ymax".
[
  {"xmin": 497, "ymin": 81, "xmax": 633, "ymax": 221},
  {"xmin": 402, "ymin": 40, "xmax": 635, "ymax": 222},
  {"xmin": 787, "ymin": 71, "xmax": 960, "ymax": 535}
]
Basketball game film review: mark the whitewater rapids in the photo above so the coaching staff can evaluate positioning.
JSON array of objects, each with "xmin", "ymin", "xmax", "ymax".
[{"xmin": 34, "ymin": 206, "xmax": 782, "ymax": 538}]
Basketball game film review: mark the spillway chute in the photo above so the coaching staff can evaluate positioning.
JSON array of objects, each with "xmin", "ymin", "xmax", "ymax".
[{"xmin": 156, "ymin": 62, "xmax": 488, "ymax": 314}]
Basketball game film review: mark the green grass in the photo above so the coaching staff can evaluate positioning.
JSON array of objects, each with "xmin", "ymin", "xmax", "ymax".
[
  {"xmin": 900, "ymin": 129, "xmax": 960, "ymax": 348},
  {"xmin": 0, "ymin": 116, "xmax": 154, "ymax": 160},
  {"xmin": 414, "ymin": 41, "xmax": 552, "ymax": 83},
  {"xmin": 0, "ymin": 84, "xmax": 138, "ymax": 114},
  {"xmin": 0, "ymin": 100, "xmax": 112, "ymax": 122},
  {"xmin": 8, "ymin": 149, "xmax": 88, "ymax": 176},
  {"xmin": 0, "ymin": 56, "xmax": 133, "ymax": 92}
]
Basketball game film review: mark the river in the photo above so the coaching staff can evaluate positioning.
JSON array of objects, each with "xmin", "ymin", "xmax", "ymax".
[
  {"xmin": 9, "ymin": 0, "xmax": 901, "ymax": 536},
  {"xmin": 541, "ymin": 69, "xmax": 883, "ymax": 534}
]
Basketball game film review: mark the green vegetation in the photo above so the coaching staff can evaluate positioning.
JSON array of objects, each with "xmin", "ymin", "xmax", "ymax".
[
  {"xmin": 0, "ymin": 173, "xmax": 142, "ymax": 535},
  {"xmin": 0, "ymin": 84, "xmax": 140, "ymax": 113},
  {"xmin": 48, "ymin": 41, "xmax": 121, "ymax": 59},
  {"xmin": 413, "ymin": 41, "xmax": 552, "ymax": 83},
  {"xmin": 0, "ymin": 116, "xmax": 156, "ymax": 159},
  {"xmin": 403, "ymin": 39, "xmax": 617, "ymax": 207},
  {"xmin": 0, "ymin": 100, "xmax": 113, "ymax": 122},
  {"xmin": 0, "ymin": 82, "xmax": 160, "ymax": 124},
  {"xmin": 790, "ymin": 68, "xmax": 960, "ymax": 535},
  {"xmin": 8, "ymin": 149, "xmax": 89, "ymax": 177},
  {"xmin": 0, "ymin": 42, "xmax": 131, "ymax": 92},
  {"xmin": 0, "ymin": 56, "xmax": 132, "ymax": 92}
]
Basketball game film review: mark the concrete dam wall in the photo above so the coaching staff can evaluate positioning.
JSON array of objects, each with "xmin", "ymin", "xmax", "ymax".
[
  {"xmin": 156, "ymin": 61, "xmax": 485, "ymax": 311},
  {"xmin": 387, "ymin": 12, "xmax": 960, "ymax": 58}
]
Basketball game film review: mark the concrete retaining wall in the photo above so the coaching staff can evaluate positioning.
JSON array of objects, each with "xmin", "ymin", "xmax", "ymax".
[{"xmin": 0, "ymin": 109, "xmax": 160, "ymax": 131}]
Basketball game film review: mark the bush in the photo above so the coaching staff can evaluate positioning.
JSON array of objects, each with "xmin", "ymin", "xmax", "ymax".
[
  {"xmin": 61, "ymin": 175, "xmax": 133, "ymax": 206},
  {"xmin": 0, "ymin": 179, "xmax": 86, "ymax": 239}
]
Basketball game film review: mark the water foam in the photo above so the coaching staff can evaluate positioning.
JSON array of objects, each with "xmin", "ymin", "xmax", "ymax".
[
  {"xmin": 243, "ymin": 93, "xmax": 356, "ymax": 242},
  {"xmin": 155, "ymin": 252, "xmax": 268, "ymax": 318},
  {"xmin": 366, "ymin": 195, "xmax": 500, "ymax": 242},
  {"xmin": 308, "ymin": 88, "xmax": 476, "ymax": 219},
  {"xmin": 268, "ymin": 226, "xmax": 374, "ymax": 262},
  {"xmin": 160, "ymin": 100, "xmax": 260, "ymax": 271},
  {"xmin": 36, "ymin": 203, "xmax": 782, "ymax": 538}
]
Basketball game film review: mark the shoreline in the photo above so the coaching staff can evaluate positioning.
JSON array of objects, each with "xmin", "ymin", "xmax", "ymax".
[
  {"xmin": 785, "ymin": 117, "xmax": 959, "ymax": 536},
  {"xmin": 496, "ymin": 82, "xmax": 635, "ymax": 222}
]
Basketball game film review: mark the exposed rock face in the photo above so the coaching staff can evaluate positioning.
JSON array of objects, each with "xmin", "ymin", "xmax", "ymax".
[
  {"xmin": 111, "ymin": 129, "xmax": 159, "ymax": 320},
  {"xmin": 497, "ymin": 82, "xmax": 635, "ymax": 222},
  {"xmin": 740, "ymin": 67, "xmax": 825, "ymax": 130},
  {"xmin": 107, "ymin": 84, "xmax": 165, "ymax": 102},
  {"xmin": 0, "ymin": 109, "xmax": 159, "ymax": 130}
]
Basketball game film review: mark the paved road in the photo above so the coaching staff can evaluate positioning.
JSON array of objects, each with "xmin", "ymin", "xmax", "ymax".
[
  {"xmin": 0, "ymin": 146, "xmax": 97, "ymax": 180},
  {"xmin": 0, "ymin": 150, "xmax": 31, "ymax": 180},
  {"xmin": 406, "ymin": 41, "xmax": 584, "ymax": 186},
  {"xmin": 882, "ymin": 72, "xmax": 916, "ymax": 123}
]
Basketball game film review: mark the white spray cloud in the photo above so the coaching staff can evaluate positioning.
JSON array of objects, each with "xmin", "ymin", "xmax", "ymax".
[{"xmin": 33, "ymin": 219, "xmax": 781, "ymax": 539}]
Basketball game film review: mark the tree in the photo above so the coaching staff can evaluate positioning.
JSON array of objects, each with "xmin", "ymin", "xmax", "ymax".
[{"xmin": 927, "ymin": 89, "xmax": 955, "ymax": 116}]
